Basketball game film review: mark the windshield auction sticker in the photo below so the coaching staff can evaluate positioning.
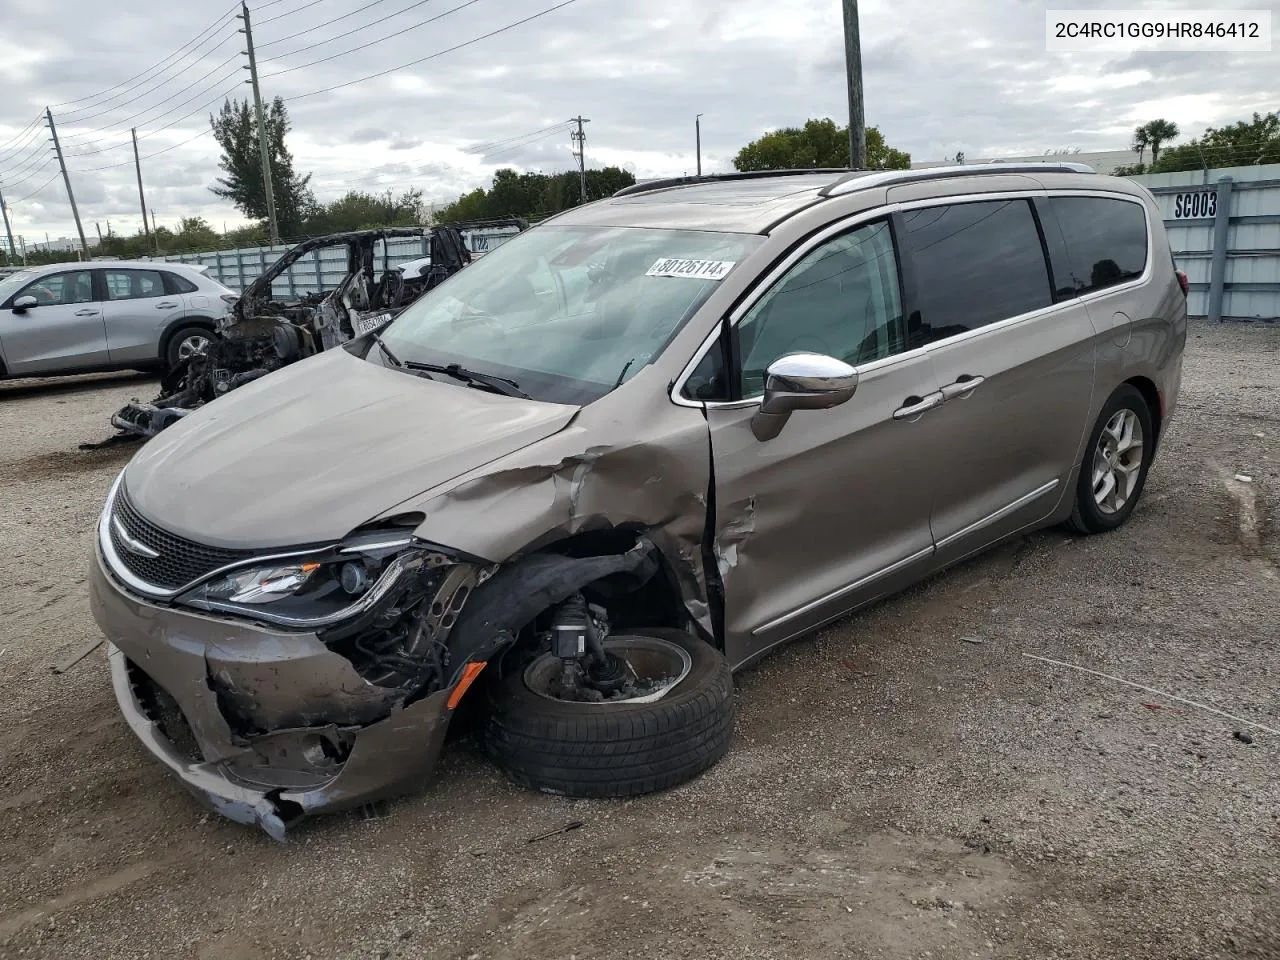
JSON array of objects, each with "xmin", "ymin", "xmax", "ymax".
[{"xmin": 646, "ymin": 258, "xmax": 737, "ymax": 281}]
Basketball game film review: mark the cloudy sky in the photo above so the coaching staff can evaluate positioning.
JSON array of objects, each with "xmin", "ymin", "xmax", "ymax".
[{"xmin": 0, "ymin": 0, "xmax": 1275, "ymax": 243}]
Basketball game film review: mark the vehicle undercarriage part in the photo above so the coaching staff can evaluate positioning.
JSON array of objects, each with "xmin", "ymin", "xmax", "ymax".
[
  {"xmin": 396, "ymin": 533, "xmax": 738, "ymax": 796},
  {"xmin": 97, "ymin": 220, "xmax": 528, "ymax": 444},
  {"xmin": 443, "ymin": 536, "xmax": 661, "ymax": 667}
]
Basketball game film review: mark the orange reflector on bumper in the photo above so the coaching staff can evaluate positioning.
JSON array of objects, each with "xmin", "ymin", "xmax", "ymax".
[{"xmin": 447, "ymin": 661, "xmax": 487, "ymax": 710}]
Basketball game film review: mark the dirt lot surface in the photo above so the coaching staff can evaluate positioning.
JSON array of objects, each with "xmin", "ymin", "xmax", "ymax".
[{"xmin": 1, "ymin": 325, "xmax": 1278, "ymax": 960}]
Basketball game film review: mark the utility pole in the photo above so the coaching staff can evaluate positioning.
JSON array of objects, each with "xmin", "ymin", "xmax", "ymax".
[
  {"xmin": 569, "ymin": 116, "xmax": 590, "ymax": 204},
  {"xmin": 131, "ymin": 127, "xmax": 152, "ymax": 248},
  {"xmin": 96, "ymin": 221, "xmax": 103, "ymax": 244},
  {"xmin": 841, "ymin": 0, "xmax": 866, "ymax": 169},
  {"xmin": 46, "ymin": 108, "xmax": 90, "ymax": 258},
  {"xmin": 240, "ymin": 2, "xmax": 280, "ymax": 244},
  {"xmin": 696, "ymin": 114, "xmax": 703, "ymax": 176},
  {"xmin": 0, "ymin": 185, "xmax": 16, "ymax": 263}
]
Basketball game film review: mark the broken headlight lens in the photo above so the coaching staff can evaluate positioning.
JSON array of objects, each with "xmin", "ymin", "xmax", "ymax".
[
  {"xmin": 177, "ymin": 534, "xmax": 426, "ymax": 628},
  {"xmin": 203, "ymin": 562, "xmax": 322, "ymax": 604}
]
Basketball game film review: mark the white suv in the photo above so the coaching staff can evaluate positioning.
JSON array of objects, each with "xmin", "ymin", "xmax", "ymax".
[{"xmin": 0, "ymin": 260, "xmax": 235, "ymax": 380}]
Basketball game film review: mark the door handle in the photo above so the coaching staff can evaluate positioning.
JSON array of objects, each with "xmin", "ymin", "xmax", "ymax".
[
  {"xmin": 74, "ymin": 309, "xmax": 99, "ymax": 316},
  {"xmin": 893, "ymin": 391, "xmax": 945, "ymax": 420},
  {"xmin": 156, "ymin": 302, "xmax": 178, "ymax": 308},
  {"xmin": 940, "ymin": 375, "xmax": 985, "ymax": 400}
]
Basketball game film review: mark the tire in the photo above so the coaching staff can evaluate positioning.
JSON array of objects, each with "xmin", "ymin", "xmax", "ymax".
[
  {"xmin": 1068, "ymin": 384, "xmax": 1154, "ymax": 535},
  {"xmin": 480, "ymin": 627, "xmax": 734, "ymax": 797},
  {"xmin": 164, "ymin": 325, "xmax": 212, "ymax": 371}
]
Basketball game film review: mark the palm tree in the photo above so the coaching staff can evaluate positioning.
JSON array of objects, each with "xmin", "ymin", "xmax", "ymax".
[
  {"xmin": 1131, "ymin": 126, "xmax": 1150, "ymax": 165},
  {"xmin": 1141, "ymin": 119, "xmax": 1180, "ymax": 167}
]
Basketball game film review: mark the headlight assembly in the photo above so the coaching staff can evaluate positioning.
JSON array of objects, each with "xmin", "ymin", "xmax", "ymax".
[{"xmin": 177, "ymin": 533, "xmax": 438, "ymax": 629}]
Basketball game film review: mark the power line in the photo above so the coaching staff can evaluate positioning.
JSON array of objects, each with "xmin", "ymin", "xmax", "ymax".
[
  {"xmin": 14, "ymin": 170, "xmax": 63, "ymax": 205},
  {"xmin": 263, "ymin": 0, "xmax": 483, "ymax": 75},
  {"xmin": 62, "ymin": 58, "xmax": 243, "ymax": 143},
  {"xmin": 1, "ymin": 156, "xmax": 59, "ymax": 190},
  {"xmin": 470, "ymin": 121, "xmax": 569, "ymax": 152},
  {"xmin": 2, "ymin": 143, "xmax": 55, "ymax": 182},
  {"xmin": 258, "ymin": 0, "xmax": 393, "ymax": 47},
  {"xmin": 286, "ymin": 0, "xmax": 581, "ymax": 100},
  {"xmin": 73, "ymin": 129, "xmax": 215, "ymax": 174},
  {"xmin": 50, "ymin": 5, "xmax": 240, "ymax": 109},
  {"xmin": 478, "ymin": 126, "xmax": 572, "ymax": 161},
  {"xmin": 0, "ymin": 127, "xmax": 49, "ymax": 174},
  {"xmin": 60, "ymin": 33, "xmax": 241, "ymax": 128},
  {"xmin": 260, "ymin": 0, "xmax": 334, "ymax": 24},
  {"xmin": 0, "ymin": 112, "xmax": 46, "ymax": 159}
]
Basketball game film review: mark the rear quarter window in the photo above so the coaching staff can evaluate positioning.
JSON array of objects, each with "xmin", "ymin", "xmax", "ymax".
[
  {"xmin": 163, "ymin": 272, "xmax": 200, "ymax": 295},
  {"xmin": 1044, "ymin": 196, "xmax": 1148, "ymax": 298}
]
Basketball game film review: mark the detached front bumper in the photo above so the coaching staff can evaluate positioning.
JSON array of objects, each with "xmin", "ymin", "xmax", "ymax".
[
  {"xmin": 109, "ymin": 401, "xmax": 192, "ymax": 440},
  {"xmin": 90, "ymin": 552, "xmax": 455, "ymax": 838}
]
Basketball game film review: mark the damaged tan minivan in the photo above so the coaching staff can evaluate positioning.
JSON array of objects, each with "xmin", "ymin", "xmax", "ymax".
[{"xmin": 90, "ymin": 164, "xmax": 1187, "ymax": 837}]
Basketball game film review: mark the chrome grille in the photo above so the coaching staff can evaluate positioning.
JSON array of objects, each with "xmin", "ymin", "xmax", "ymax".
[{"xmin": 110, "ymin": 486, "xmax": 255, "ymax": 590}]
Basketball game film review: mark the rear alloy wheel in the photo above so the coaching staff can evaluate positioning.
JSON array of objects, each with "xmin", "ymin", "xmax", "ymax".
[
  {"xmin": 1069, "ymin": 384, "xmax": 1154, "ymax": 534},
  {"xmin": 481, "ymin": 628, "xmax": 734, "ymax": 797},
  {"xmin": 166, "ymin": 326, "xmax": 212, "ymax": 370}
]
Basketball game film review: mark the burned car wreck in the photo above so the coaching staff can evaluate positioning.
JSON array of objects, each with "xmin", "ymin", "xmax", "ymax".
[{"xmin": 104, "ymin": 221, "xmax": 526, "ymax": 442}]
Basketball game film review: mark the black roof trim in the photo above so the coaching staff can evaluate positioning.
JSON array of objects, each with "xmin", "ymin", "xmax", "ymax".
[
  {"xmin": 818, "ymin": 162, "xmax": 1097, "ymax": 197},
  {"xmin": 611, "ymin": 168, "xmax": 853, "ymax": 198}
]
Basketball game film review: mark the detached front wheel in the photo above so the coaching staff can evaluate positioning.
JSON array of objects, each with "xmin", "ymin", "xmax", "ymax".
[{"xmin": 481, "ymin": 628, "xmax": 734, "ymax": 797}]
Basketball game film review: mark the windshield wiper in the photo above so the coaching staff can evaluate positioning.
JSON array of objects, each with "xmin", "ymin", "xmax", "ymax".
[
  {"xmin": 369, "ymin": 330, "xmax": 404, "ymax": 368},
  {"xmin": 403, "ymin": 361, "xmax": 530, "ymax": 399}
]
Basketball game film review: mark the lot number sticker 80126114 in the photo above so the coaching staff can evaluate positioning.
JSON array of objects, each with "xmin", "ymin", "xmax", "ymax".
[{"xmin": 645, "ymin": 258, "xmax": 738, "ymax": 281}]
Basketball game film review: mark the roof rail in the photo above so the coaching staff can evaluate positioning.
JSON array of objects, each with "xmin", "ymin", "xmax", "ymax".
[
  {"xmin": 819, "ymin": 161, "xmax": 1096, "ymax": 198},
  {"xmin": 612, "ymin": 168, "xmax": 851, "ymax": 199}
]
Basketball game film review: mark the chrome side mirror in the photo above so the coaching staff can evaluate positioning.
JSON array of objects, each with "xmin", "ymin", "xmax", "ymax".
[
  {"xmin": 751, "ymin": 352, "xmax": 859, "ymax": 441},
  {"xmin": 12, "ymin": 295, "xmax": 37, "ymax": 313}
]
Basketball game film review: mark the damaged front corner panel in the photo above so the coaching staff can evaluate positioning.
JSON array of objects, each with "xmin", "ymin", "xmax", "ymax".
[{"xmin": 401, "ymin": 396, "xmax": 718, "ymax": 643}]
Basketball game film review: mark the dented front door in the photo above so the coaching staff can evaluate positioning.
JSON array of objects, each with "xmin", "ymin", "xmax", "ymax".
[{"xmin": 704, "ymin": 219, "xmax": 939, "ymax": 668}]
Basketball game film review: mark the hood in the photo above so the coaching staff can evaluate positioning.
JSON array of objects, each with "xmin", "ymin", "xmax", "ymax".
[{"xmin": 124, "ymin": 349, "xmax": 579, "ymax": 549}]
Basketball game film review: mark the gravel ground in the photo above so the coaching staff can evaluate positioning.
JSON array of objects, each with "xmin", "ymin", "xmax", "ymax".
[{"xmin": 1, "ymin": 324, "xmax": 1278, "ymax": 960}]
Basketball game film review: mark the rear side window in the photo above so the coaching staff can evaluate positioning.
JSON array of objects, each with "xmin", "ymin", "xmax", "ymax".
[
  {"xmin": 902, "ymin": 199, "xmax": 1051, "ymax": 346},
  {"xmin": 163, "ymin": 271, "xmax": 200, "ymax": 294},
  {"xmin": 1044, "ymin": 196, "xmax": 1148, "ymax": 297},
  {"xmin": 104, "ymin": 269, "xmax": 166, "ymax": 300}
]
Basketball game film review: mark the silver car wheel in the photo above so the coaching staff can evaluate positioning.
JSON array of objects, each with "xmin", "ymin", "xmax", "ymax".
[
  {"xmin": 523, "ymin": 635, "xmax": 693, "ymax": 705},
  {"xmin": 1091, "ymin": 408, "xmax": 1144, "ymax": 515},
  {"xmin": 177, "ymin": 334, "xmax": 210, "ymax": 361}
]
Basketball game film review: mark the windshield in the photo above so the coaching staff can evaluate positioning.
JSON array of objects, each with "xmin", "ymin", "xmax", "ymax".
[
  {"xmin": 0, "ymin": 271, "xmax": 37, "ymax": 304},
  {"xmin": 379, "ymin": 225, "xmax": 763, "ymax": 404}
]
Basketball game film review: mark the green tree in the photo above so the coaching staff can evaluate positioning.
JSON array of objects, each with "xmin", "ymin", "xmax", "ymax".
[
  {"xmin": 1136, "ymin": 119, "xmax": 1179, "ymax": 166},
  {"xmin": 435, "ymin": 165, "xmax": 637, "ymax": 223},
  {"xmin": 304, "ymin": 188, "xmax": 426, "ymax": 235},
  {"xmin": 1130, "ymin": 125, "xmax": 1150, "ymax": 165},
  {"xmin": 1151, "ymin": 111, "xmax": 1280, "ymax": 172},
  {"xmin": 210, "ymin": 97, "xmax": 315, "ymax": 236},
  {"xmin": 733, "ymin": 118, "xmax": 910, "ymax": 171}
]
